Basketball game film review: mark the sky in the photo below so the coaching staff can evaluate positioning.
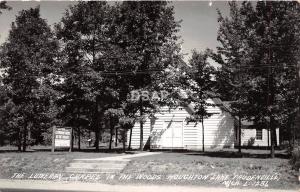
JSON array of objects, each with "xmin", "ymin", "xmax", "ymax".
[{"xmin": 0, "ymin": 1, "xmax": 230, "ymax": 66}]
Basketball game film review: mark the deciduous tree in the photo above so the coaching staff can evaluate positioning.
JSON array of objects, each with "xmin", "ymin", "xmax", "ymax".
[
  {"xmin": 184, "ymin": 50, "xmax": 216, "ymax": 152},
  {"xmin": 215, "ymin": 1, "xmax": 300, "ymax": 157},
  {"xmin": 0, "ymin": 7, "xmax": 58, "ymax": 151}
]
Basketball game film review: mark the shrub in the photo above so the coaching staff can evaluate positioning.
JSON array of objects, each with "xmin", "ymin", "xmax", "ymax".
[{"xmin": 42, "ymin": 129, "xmax": 52, "ymax": 145}]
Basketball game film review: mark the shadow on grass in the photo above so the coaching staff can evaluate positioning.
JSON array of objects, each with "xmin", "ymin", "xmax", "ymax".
[
  {"xmin": 149, "ymin": 148, "xmax": 290, "ymax": 159},
  {"xmin": 69, "ymin": 148, "xmax": 129, "ymax": 154},
  {"xmin": 185, "ymin": 150, "xmax": 290, "ymax": 159},
  {"xmin": 0, "ymin": 149, "xmax": 28, "ymax": 153},
  {"xmin": 0, "ymin": 146, "xmax": 290, "ymax": 159},
  {"xmin": 0, "ymin": 147, "xmax": 135, "ymax": 154}
]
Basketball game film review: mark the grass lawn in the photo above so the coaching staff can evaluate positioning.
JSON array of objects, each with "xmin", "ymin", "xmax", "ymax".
[
  {"xmin": 118, "ymin": 149, "xmax": 299, "ymax": 189},
  {"xmin": 0, "ymin": 147, "xmax": 298, "ymax": 190},
  {"xmin": 0, "ymin": 146, "xmax": 125, "ymax": 179}
]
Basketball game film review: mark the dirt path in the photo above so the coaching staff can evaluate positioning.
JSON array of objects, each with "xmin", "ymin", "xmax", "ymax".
[
  {"xmin": 75, "ymin": 152, "xmax": 162, "ymax": 161},
  {"xmin": 65, "ymin": 152, "xmax": 162, "ymax": 174}
]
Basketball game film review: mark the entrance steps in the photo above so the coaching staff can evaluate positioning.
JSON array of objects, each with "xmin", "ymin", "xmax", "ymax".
[
  {"xmin": 65, "ymin": 152, "xmax": 161, "ymax": 174},
  {"xmin": 65, "ymin": 159, "xmax": 128, "ymax": 174}
]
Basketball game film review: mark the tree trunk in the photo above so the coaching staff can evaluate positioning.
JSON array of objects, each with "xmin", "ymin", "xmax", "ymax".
[
  {"xmin": 238, "ymin": 116, "xmax": 242, "ymax": 154},
  {"xmin": 269, "ymin": 68, "xmax": 276, "ymax": 158},
  {"xmin": 22, "ymin": 126, "xmax": 27, "ymax": 152},
  {"xmin": 115, "ymin": 127, "xmax": 118, "ymax": 147},
  {"xmin": 274, "ymin": 124, "xmax": 277, "ymax": 147},
  {"xmin": 94, "ymin": 112, "xmax": 102, "ymax": 151},
  {"xmin": 270, "ymin": 115, "xmax": 275, "ymax": 158},
  {"xmin": 77, "ymin": 127, "xmax": 81, "ymax": 150},
  {"xmin": 95, "ymin": 129, "xmax": 100, "ymax": 150},
  {"xmin": 292, "ymin": 120, "xmax": 296, "ymax": 147},
  {"xmin": 122, "ymin": 127, "xmax": 126, "ymax": 152},
  {"xmin": 298, "ymin": 62, "xmax": 300, "ymax": 147},
  {"xmin": 94, "ymin": 100, "xmax": 103, "ymax": 151},
  {"xmin": 287, "ymin": 117, "xmax": 292, "ymax": 148},
  {"xmin": 128, "ymin": 127, "xmax": 132, "ymax": 150},
  {"xmin": 201, "ymin": 116, "xmax": 205, "ymax": 152},
  {"xmin": 139, "ymin": 101, "xmax": 144, "ymax": 151},
  {"xmin": 70, "ymin": 128, "xmax": 74, "ymax": 152},
  {"xmin": 18, "ymin": 131, "xmax": 22, "ymax": 152},
  {"xmin": 109, "ymin": 119, "xmax": 113, "ymax": 151},
  {"xmin": 28, "ymin": 127, "xmax": 31, "ymax": 149},
  {"xmin": 88, "ymin": 131, "xmax": 91, "ymax": 147},
  {"xmin": 267, "ymin": 127, "xmax": 270, "ymax": 147}
]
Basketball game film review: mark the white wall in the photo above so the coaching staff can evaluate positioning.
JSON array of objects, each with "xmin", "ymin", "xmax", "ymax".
[
  {"xmin": 241, "ymin": 128, "xmax": 280, "ymax": 147},
  {"xmin": 128, "ymin": 99, "xmax": 235, "ymax": 150}
]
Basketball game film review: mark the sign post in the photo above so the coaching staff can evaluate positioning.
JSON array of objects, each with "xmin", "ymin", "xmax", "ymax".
[
  {"xmin": 69, "ymin": 127, "xmax": 73, "ymax": 152},
  {"xmin": 51, "ymin": 126, "xmax": 72, "ymax": 152}
]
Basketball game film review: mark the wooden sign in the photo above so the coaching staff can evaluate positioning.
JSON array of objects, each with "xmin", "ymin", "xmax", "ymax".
[{"xmin": 51, "ymin": 126, "xmax": 73, "ymax": 152}]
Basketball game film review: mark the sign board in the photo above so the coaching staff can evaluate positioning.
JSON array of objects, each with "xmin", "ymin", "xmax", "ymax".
[{"xmin": 52, "ymin": 126, "xmax": 73, "ymax": 152}]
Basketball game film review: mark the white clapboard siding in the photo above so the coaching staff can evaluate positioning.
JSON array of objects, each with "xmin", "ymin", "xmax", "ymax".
[
  {"xmin": 127, "ymin": 98, "xmax": 235, "ymax": 150},
  {"xmin": 241, "ymin": 128, "xmax": 279, "ymax": 147},
  {"xmin": 127, "ymin": 121, "xmax": 151, "ymax": 149}
]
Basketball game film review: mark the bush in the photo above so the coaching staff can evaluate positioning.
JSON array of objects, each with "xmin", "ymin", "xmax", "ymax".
[
  {"xmin": 291, "ymin": 146, "xmax": 300, "ymax": 170},
  {"xmin": 42, "ymin": 129, "xmax": 53, "ymax": 145}
]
